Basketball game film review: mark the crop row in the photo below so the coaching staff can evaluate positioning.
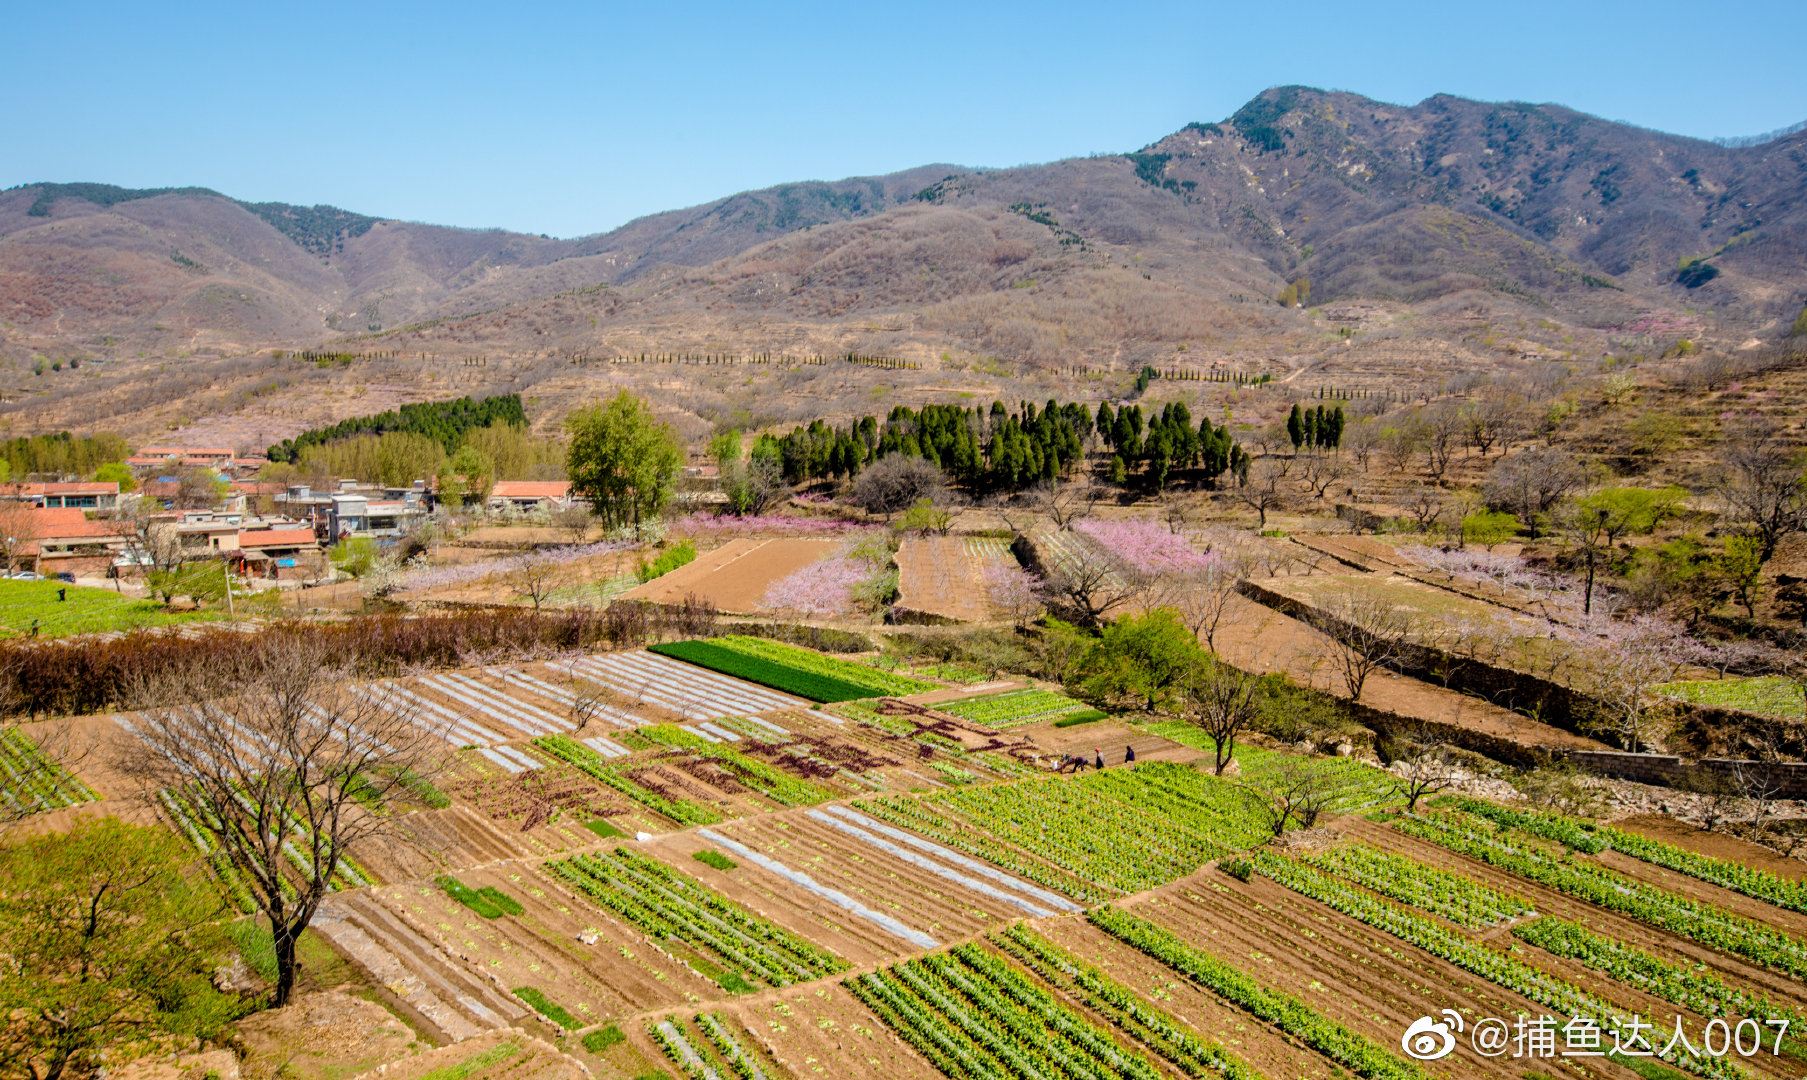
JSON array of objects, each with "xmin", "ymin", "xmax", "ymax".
[
  {"xmin": 846, "ymin": 942, "xmax": 1163, "ymax": 1080},
  {"xmin": 532, "ymin": 734, "xmax": 723, "ymax": 826},
  {"xmin": 0, "ymin": 727, "xmax": 96, "ymax": 816},
  {"xmin": 994, "ymin": 923, "xmax": 1267, "ymax": 1080},
  {"xmin": 1140, "ymin": 721, "xmax": 1398, "ymax": 812},
  {"xmin": 696, "ymin": 1013, "xmax": 768, "ymax": 1080},
  {"xmin": 1446, "ymin": 795, "xmax": 1807, "ymax": 916},
  {"xmin": 1512, "ymin": 917, "xmax": 1806, "ymax": 1031},
  {"xmin": 653, "ymin": 635, "xmax": 931, "ymax": 701},
  {"xmin": 1305, "ymin": 843, "xmax": 1534, "ymax": 928},
  {"xmin": 936, "ymin": 689, "xmax": 1102, "ymax": 728},
  {"xmin": 1395, "ymin": 811, "xmax": 1807, "ymax": 980},
  {"xmin": 1088, "ymin": 905, "xmax": 1430, "ymax": 1080},
  {"xmin": 1080, "ymin": 762, "xmax": 1274, "ymax": 851},
  {"xmin": 640, "ymin": 725, "xmax": 831, "ymax": 806},
  {"xmin": 853, "ymin": 795, "xmax": 1106, "ymax": 903},
  {"xmin": 1235, "ymin": 852, "xmax": 1746, "ymax": 1080},
  {"xmin": 161, "ymin": 783, "xmax": 368, "ymax": 900},
  {"xmin": 547, "ymin": 846, "xmax": 846, "ymax": 989},
  {"xmin": 930, "ymin": 771, "xmax": 1231, "ymax": 893}
]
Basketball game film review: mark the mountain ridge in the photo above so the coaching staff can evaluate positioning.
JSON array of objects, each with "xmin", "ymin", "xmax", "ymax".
[{"xmin": 3, "ymin": 86, "xmax": 1804, "ymax": 381}]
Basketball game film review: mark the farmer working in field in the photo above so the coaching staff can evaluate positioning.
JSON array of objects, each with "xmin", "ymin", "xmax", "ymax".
[
  {"xmin": 1125, "ymin": 744, "xmax": 1137, "ymax": 765},
  {"xmin": 1093, "ymin": 747, "xmax": 1106, "ymax": 771}
]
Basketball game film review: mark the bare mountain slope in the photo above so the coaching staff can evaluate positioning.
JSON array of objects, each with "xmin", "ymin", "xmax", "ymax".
[{"xmin": 2, "ymin": 87, "xmax": 1802, "ymax": 385}]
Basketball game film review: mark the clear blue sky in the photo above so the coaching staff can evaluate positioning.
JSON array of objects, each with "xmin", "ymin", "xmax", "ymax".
[{"xmin": 5, "ymin": 0, "xmax": 1803, "ymax": 239}]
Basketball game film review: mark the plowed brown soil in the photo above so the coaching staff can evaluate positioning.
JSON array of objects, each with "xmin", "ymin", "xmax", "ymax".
[
  {"xmin": 621, "ymin": 538, "xmax": 840, "ymax": 611},
  {"xmin": 895, "ymin": 535, "xmax": 1000, "ymax": 622}
]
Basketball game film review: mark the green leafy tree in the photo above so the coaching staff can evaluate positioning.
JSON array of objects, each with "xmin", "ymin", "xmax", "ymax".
[
  {"xmin": 1076, "ymin": 608, "xmax": 1205, "ymax": 712},
  {"xmin": 90, "ymin": 462, "xmax": 136, "ymax": 493},
  {"xmin": 329, "ymin": 536, "xmax": 378, "ymax": 579},
  {"xmin": 1718, "ymin": 534, "xmax": 1765, "ymax": 619},
  {"xmin": 565, "ymin": 392, "xmax": 684, "ymax": 535},
  {"xmin": 894, "ymin": 498, "xmax": 951, "ymax": 537},
  {"xmin": 1460, "ymin": 509, "xmax": 1519, "ymax": 551},
  {"xmin": 0, "ymin": 817, "xmax": 237, "ymax": 1080},
  {"xmin": 1560, "ymin": 486, "xmax": 1686, "ymax": 613},
  {"xmin": 436, "ymin": 445, "xmax": 495, "ymax": 507}
]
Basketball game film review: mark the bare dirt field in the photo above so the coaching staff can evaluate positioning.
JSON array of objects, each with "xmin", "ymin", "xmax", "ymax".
[
  {"xmin": 1213, "ymin": 589, "xmax": 1604, "ymax": 752},
  {"xmin": 895, "ymin": 535, "xmax": 1007, "ymax": 622},
  {"xmin": 622, "ymin": 538, "xmax": 841, "ymax": 612}
]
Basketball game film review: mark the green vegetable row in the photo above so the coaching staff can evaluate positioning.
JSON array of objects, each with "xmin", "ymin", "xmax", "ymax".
[{"xmin": 1089, "ymin": 905, "xmax": 1431, "ymax": 1080}]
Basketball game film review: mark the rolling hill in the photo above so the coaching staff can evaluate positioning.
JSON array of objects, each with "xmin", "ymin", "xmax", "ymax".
[{"xmin": 2, "ymin": 86, "xmax": 1803, "ymax": 443}]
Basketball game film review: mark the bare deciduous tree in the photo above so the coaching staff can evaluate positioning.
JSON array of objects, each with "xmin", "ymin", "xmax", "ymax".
[
  {"xmin": 1382, "ymin": 724, "xmax": 1462, "ymax": 811},
  {"xmin": 1234, "ymin": 459, "xmax": 1287, "ymax": 530},
  {"xmin": 1032, "ymin": 479, "xmax": 1104, "ymax": 530},
  {"xmin": 1299, "ymin": 453, "xmax": 1351, "ymax": 501},
  {"xmin": 1044, "ymin": 544, "xmax": 1141, "ymax": 627},
  {"xmin": 1483, "ymin": 446, "xmax": 1584, "ymax": 538},
  {"xmin": 119, "ymin": 640, "xmax": 447, "ymax": 1007},
  {"xmin": 1154, "ymin": 560, "xmax": 1243, "ymax": 651},
  {"xmin": 1306, "ymin": 589, "xmax": 1417, "ymax": 701},
  {"xmin": 510, "ymin": 550, "xmax": 561, "ymax": 611},
  {"xmin": 551, "ymin": 503, "xmax": 595, "ymax": 544},
  {"xmin": 1242, "ymin": 758, "xmax": 1347, "ymax": 836},
  {"xmin": 1184, "ymin": 658, "xmax": 1262, "ymax": 774},
  {"xmin": 1716, "ymin": 416, "xmax": 1807, "ymax": 562}
]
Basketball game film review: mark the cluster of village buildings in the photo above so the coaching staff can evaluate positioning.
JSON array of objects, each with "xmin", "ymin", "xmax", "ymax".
[{"xmin": 1, "ymin": 446, "xmax": 574, "ymax": 584}]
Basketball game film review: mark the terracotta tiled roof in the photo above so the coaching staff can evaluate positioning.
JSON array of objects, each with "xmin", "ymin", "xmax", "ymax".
[
  {"xmin": 237, "ymin": 528, "xmax": 317, "ymax": 548},
  {"xmin": 489, "ymin": 481, "xmax": 571, "ymax": 498}
]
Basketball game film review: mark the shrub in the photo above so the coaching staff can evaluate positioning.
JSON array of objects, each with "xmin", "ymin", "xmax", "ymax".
[{"xmin": 635, "ymin": 541, "xmax": 697, "ymax": 583}]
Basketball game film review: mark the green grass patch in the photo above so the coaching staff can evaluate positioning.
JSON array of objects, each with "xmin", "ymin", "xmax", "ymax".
[
  {"xmin": 512, "ymin": 986, "xmax": 580, "ymax": 1029},
  {"xmin": 1653, "ymin": 676, "xmax": 1804, "ymax": 719},
  {"xmin": 0, "ymin": 579, "xmax": 223, "ymax": 638},
  {"xmin": 1052, "ymin": 710, "xmax": 1107, "ymax": 728},
  {"xmin": 693, "ymin": 850, "xmax": 735, "ymax": 871},
  {"xmin": 585, "ymin": 818, "xmax": 624, "ymax": 839},
  {"xmin": 437, "ymin": 875, "xmax": 509, "ymax": 918},
  {"xmin": 476, "ymin": 886, "xmax": 523, "ymax": 915},
  {"xmin": 718, "ymin": 971, "xmax": 756, "ymax": 994},
  {"xmin": 581, "ymin": 1025, "xmax": 625, "ymax": 1054}
]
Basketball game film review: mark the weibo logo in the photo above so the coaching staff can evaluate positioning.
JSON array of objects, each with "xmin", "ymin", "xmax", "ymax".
[{"xmin": 1401, "ymin": 1010, "xmax": 1465, "ymax": 1060}]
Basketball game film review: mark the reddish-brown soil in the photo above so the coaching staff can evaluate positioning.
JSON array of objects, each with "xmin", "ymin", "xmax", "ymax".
[
  {"xmin": 1610, "ymin": 813, "xmax": 1807, "ymax": 881},
  {"xmin": 233, "ymin": 992, "xmax": 420, "ymax": 1080},
  {"xmin": 1213, "ymin": 589, "xmax": 1604, "ymax": 752},
  {"xmin": 895, "ymin": 535, "xmax": 1001, "ymax": 622},
  {"xmin": 621, "ymin": 537, "xmax": 842, "ymax": 612}
]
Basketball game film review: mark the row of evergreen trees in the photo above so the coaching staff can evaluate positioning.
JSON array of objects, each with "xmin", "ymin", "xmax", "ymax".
[
  {"xmin": 769, "ymin": 398, "xmax": 1247, "ymax": 494},
  {"xmin": 1097, "ymin": 401, "xmax": 1248, "ymax": 490},
  {"xmin": 266, "ymin": 394, "xmax": 527, "ymax": 464},
  {"xmin": 1287, "ymin": 403, "xmax": 1346, "ymax": 450}
]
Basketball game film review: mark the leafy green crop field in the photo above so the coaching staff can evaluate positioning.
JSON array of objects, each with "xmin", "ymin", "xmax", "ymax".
[
  {"xmin": 0, "ymin": 580, "xmax": 221, "ymax": 638},
  {"xmin": 936, "ymin": 688, "xmax": 1104, "ymax": 728},
  {"xmin": 651, "ymin": 635, "xmax": 933, "ymax": 701},
  {"xmin": 1653, "ymin": 676, "xmax": 1804, "ymax": 718}
]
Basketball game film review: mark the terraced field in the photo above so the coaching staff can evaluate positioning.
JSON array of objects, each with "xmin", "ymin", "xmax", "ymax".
[{"xmin": 26, "ymin": 636, "xmax": 1807, "ymax": 1080}]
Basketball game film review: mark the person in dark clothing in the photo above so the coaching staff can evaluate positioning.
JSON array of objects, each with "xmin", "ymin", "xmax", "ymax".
[
  {"xmin": 1124, "ymin": 744, "xmax": 1137, "ymax": 765},
  {"xmin": 1093, "ymin": 747, "xmax": 1106, "ymax": 771}
]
